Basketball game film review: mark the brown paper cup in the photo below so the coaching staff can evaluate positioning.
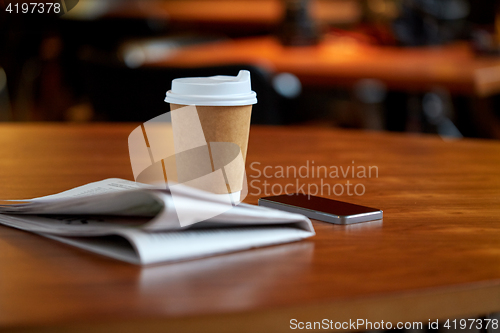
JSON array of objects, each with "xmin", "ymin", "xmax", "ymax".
[{"xmin": 170, "ymin": 103, "xmax": 252, "ymax": 194}]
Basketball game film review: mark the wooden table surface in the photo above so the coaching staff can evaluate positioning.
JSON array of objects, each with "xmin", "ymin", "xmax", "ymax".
[
  {"xmin": 100, "ymin": 0, "xmax": 360, "ymax": 26},
  {"xmin": 1, "ymin": 123, "xmax": 500, "ymax": 332},
  {"xmin": 147, "ymin": 36, "xmax": 500, "ymax": 96}
]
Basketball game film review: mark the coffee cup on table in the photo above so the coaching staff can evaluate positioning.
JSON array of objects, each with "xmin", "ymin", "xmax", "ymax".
[{"xmin": 164, "ymin": 70, "xmax": 257, "ymax": 201}]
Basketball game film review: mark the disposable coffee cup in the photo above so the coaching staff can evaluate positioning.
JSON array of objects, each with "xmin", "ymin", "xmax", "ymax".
[{"xmin": 165, "ymin": 70, "xmax": 257, "ymax": 200}]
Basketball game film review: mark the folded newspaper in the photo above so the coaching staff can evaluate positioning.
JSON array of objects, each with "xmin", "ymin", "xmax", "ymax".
[{"xmin": 0, "ymin": 179, "xmax": 315, "ymax": 265}]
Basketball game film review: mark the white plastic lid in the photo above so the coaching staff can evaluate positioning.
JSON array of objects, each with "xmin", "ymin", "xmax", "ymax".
[{"xmin": 165, "ymin": 70, "xmax": 257, "ymax": 106}]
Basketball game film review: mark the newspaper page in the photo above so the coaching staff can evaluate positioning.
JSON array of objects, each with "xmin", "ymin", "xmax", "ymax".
[{"xmin": 0, "ymin": 179, "xmax": 315, "ymax": 265}]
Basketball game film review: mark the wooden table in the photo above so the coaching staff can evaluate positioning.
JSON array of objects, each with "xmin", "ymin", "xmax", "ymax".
[
  {"xmin": 146, "ymin": 36, "xmax": 500, "ymax": 96},
  {"xmin": 97, "ymin": 0, "xmax": 360, "ymax": 26},
  {"xmin": 1, "ymin": 123, "xmax": 500, "ymax": 332}
]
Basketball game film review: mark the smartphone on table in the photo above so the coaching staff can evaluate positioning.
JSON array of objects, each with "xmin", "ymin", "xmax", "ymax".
[{"xmin": 258, "ymin": 194, "xmax": 382, "ymax": 225}]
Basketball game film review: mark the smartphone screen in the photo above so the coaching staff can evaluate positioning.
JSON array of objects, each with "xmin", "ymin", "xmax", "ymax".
[{"xmin": 258, "ymin": 194, "xmax": 382, "ymax": 225}]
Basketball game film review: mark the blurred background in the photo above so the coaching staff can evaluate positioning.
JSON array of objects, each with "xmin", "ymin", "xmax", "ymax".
[{"xmin": 1, "ymin": 0, "xmax": 500, "ymax": 139}]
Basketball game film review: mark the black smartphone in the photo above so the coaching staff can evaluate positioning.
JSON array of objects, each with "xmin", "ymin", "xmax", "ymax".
[{"xmin": 258, "ymin": 194, "xmax": 382, "ymax": 225}]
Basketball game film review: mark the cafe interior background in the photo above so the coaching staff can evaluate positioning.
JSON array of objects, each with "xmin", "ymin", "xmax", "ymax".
[{"xmin": 0, "ymin": 0, "xmax": 499, "ymax": 140}]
